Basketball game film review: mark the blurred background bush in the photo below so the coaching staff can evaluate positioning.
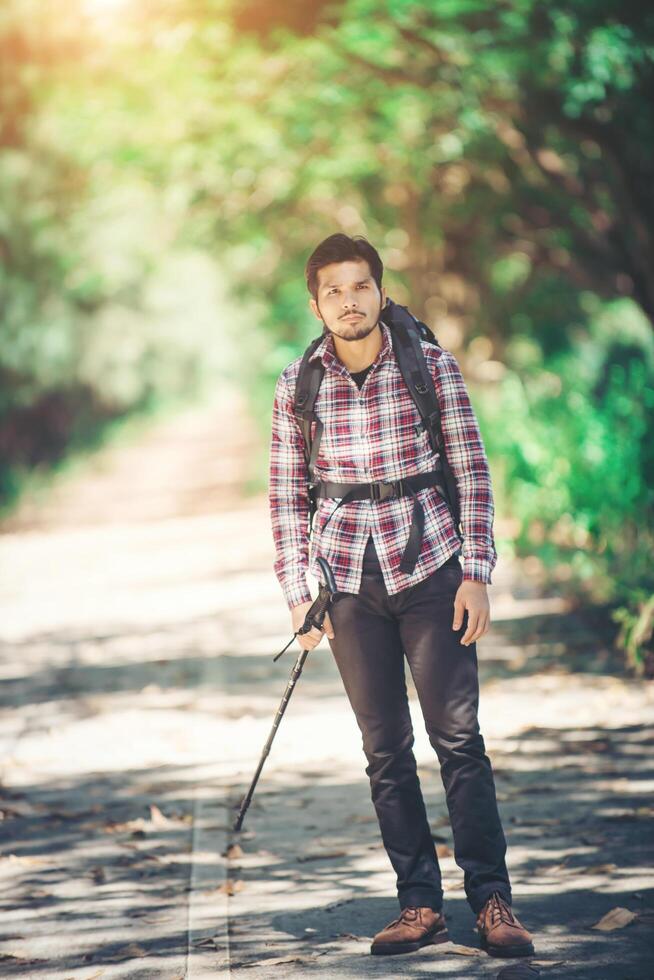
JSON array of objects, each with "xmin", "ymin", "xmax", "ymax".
[{"xmin": 1, "ymin": 0, "xmax": 652, "ymax": 671}]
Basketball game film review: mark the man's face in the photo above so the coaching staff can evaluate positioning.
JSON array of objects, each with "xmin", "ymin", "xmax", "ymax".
[{"xmin": 309, "ymin": 259, "xmax": 387, "ymax": 342}]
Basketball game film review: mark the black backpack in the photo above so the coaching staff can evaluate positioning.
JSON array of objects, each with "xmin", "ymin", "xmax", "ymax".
[{"xmin": 293, "ymin": 298, "xmax": 461, "ymax": 533}]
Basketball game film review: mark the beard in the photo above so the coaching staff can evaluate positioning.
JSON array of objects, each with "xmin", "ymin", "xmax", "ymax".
[
  {"xmin": 319, "ymin": 298, "xmax": 384, "ymax": 342},
  {"xmin": 332, "ymin": 317, "xmax": 379, "ymax": 342}
]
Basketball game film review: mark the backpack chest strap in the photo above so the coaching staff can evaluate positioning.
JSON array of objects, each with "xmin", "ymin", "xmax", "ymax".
[
  {"xmin": 311, "ymin": 467, "xmax": 446, "ymax": 575},
  {"xmin": 313, "ymin": 466, "xmax": 444, "ymax": 502}
]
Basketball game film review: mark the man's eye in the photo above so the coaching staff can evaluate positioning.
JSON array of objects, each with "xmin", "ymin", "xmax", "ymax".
[{"xmin": 357, "ymin": 283, "xmax": 368, "ymax": 289}]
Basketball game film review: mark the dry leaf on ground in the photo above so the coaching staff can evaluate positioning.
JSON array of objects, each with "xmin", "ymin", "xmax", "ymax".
[
  {"xmin": 105, "ymin": 804, "xmax": 187, "ymax": 836},
  {"xmin": 115, "ymin": 943, "xmax": 148, "ymax": 959},
  {"xmin": 193, "ymin": 935, "xmax": 223, "ymax": 949},
  {"xmin": 104, "ymin": 818, "xmax": 147, "ymax": 834},
  {"xmin": 215, "ymin": 878, "xmax": 244, "ymax": 896},
  {"xmin": 149, "ymin": 804, "xmax": 175, "ymax": 827},
  {"xmin": 1, "ymin": 854, "xmax": 46, "ymax": 868},
  {"xmin": 249, "ymin": 954, "xmax": 323, "ymax": 967},
  {"xmin": 591, "ymin": 907, "xmax": 637, "ymax": 931},
  {"xmin": 440, "ymin": 943, "xmax": 485, "ymax": 956}
]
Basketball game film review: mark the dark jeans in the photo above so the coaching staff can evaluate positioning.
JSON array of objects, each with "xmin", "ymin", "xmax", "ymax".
[{"xmin": 327, "ymin": 535, "xmax": 512, "ymax": 915}]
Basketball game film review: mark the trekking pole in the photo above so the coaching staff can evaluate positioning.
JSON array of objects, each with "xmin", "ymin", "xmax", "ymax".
[{"xmin": 232, "ymin": 557, "xmax": 337, "ymax": 832}]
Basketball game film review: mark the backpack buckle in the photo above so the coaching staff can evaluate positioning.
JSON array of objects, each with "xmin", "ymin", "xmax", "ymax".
[{"xmin": 371, "ymin": 481, "xmax": 398, "ymax": 502}]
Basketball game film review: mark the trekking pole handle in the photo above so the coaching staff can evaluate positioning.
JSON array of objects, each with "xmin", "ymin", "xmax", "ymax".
[
  {"xmin": 272, "ymin": 585, "xmax": 331, "ymax": 663},
  {"xmin": 297, "ymin": 583, "xmax": 331, "ymax": 635},
  {"xmin": 272, "ymin": 557, "xmax": 337, "ymax": 663}
]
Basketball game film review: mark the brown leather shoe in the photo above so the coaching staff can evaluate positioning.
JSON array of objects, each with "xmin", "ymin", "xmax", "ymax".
[
  {"xmin": 370, "ymin": 906, "xmax": 449, "ymax": 955},
  {"xmin": 476, "ymin": 891, "xmax": 535, "ymax": 958}
]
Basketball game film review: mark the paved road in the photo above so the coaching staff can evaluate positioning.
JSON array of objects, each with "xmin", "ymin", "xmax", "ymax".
[{"xmin": 0, "ymin": 389, "xmax": 652, "ymax": 978}]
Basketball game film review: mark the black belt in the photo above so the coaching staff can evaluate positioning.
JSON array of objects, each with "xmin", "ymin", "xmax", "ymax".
[{"xmin": 309, "ymin": 467, "xmax": 446, "ymax": 575}]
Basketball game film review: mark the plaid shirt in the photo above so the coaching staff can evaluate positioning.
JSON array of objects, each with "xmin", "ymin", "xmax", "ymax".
[{"xmin": 269, "ymin": 320, "xmax": 497, "ymax": 609}]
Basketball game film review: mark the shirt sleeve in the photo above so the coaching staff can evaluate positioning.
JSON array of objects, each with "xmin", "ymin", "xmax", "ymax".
[
  {"xmin": 431, "ymin": 350, "xmax": 498, "ymax": 584},
  {"xmin": 268, "ymin": 369, "xmax": 313, "ymax": 609}
]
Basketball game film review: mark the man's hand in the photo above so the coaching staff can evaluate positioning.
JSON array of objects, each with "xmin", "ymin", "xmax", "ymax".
[
  {"xmin": 291, "ymin": 600, "xmax": 335, "ymax": 651},
  {"xmin": 452, "ymin": 580, "xmax": 490, "ymax": 646}
]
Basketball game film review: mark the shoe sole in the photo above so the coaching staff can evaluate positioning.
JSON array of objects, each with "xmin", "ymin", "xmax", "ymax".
[
  {"xmin": 479, "ymin": 934, "xmax": 535, "ymax": 958},
  {"xmin": 370, "ymin": 925, "xmax": 450, "ymax": 956}
]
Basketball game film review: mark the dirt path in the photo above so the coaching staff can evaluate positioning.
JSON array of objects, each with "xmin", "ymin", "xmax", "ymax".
[{"xmin": 0, "ymin": 387, "xmax": 652, "ymax": 979}]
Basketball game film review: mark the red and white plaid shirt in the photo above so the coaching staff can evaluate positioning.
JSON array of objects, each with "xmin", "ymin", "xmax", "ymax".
[{"xmin": 269, "ymin": 320, "xmax": 497, "ymax": 609}]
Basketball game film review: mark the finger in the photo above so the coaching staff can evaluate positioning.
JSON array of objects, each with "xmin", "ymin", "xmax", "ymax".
[
  {"xmin": 474, "ymin": 611, "xmax": 491, "ymax": 642},
  {"xmin": 298, "ymin": 629, "xmax": 320, "ymax": 650},
  {"xmin": 452, "ymin": 597, "xmax": 465, "ymax": 631},
  {"xmin": 461, "ymin": 610, "xmax": 481, "ymax": 645},
  {"xmin": 469, "ymin": 611, "xmax": 489, "ymax": 644},
  {"xmin": 478, "ymin": 611, "xmax": 491, "ymax": 640},
  {"xmin": 323, "ymin": 612, "xmax": 335, "ymax": 639},
  {"xmin": 466, "ymin": 611, "xmax": 488, "ymax": 645}
]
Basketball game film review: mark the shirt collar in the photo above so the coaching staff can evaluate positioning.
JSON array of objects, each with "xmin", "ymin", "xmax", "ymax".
[{"xmin": 309, "ymin": 319, "xmax": 393, "ymax": 373}]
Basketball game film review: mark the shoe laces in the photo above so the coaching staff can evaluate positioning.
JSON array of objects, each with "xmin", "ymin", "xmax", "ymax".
[
  {"xmin": 488, "ymin": 892, "xmax": 516, "ymax": 927},
  {"xmin": 387, "ymin": 906, "xmax": 421, "ymax": 928}
]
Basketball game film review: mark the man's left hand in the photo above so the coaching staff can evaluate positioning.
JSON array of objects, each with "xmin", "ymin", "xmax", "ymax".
[{"xmin": 452, "ymin": 581, "xmax": 490, "ymax": 646}]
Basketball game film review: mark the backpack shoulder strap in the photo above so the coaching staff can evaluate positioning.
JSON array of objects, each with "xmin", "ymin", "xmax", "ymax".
[
  {"xmin": 382, "ymin": 300, "xmax": 444, "ymax": 452},
  {"xmin": 383, "ymin": 299, "xmax": 461, "ymax": 530},
  {"xmin": 293, "ymin": 335, "xmax": 326, "ymax": 484}
]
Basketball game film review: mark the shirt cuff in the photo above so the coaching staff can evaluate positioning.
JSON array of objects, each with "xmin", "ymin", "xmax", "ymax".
[
  {"xmin": 284, "ymin": 579, "xmax": 313, "ymax": 610},
  {"xmin": 461, "ymin": 555, "xmax": 494, "ymax": 585}
]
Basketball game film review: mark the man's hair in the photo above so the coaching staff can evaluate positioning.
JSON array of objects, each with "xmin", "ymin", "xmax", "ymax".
[{"xmin": 305, "ymin": 233, "xmax": 384, "ymax": 301}]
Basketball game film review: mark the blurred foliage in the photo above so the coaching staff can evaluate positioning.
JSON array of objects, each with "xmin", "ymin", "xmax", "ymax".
[
  {"xmin": 170, "ymin": 0, "xmax": 654, "ymax": 346},
  {"xmin": 0, "ymin": 0, "xmax": 652, "ymax": 669},
  {"xmin": 479, "ymin": 297, "xmax": 654, "ymax": 673},
  {"xmin": 0, "ymin": 1, "xmax": 243, "ymax": 510}
]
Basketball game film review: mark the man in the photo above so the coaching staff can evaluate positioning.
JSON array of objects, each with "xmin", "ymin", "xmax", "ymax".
[{"xmin": 268, "ymin": 233, "xmax": 534, "ymax": 959}]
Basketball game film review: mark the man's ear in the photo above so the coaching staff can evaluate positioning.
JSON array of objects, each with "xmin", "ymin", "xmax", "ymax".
[{"xmin": 309, "ymin": 298, "xmax": 322, "ymax": 321}]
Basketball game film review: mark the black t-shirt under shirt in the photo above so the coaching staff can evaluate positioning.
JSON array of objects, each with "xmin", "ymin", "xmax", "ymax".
[{"xmin": 350, "ymin": 364, "xmax": 373, "ymax": 389}]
